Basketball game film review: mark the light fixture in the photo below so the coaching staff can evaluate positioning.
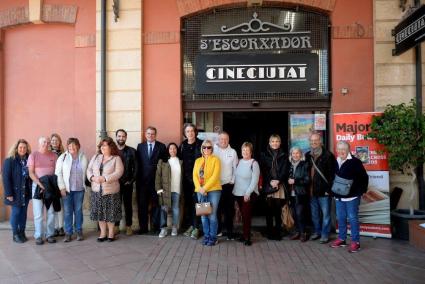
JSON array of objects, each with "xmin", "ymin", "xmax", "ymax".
[
  {"xmin": 113, "ymin": 0, "xmax": 119, "ymax": 22},
  {"xmin": 340, "ymin": 87, "xmax": 349, "ymax": 96}
]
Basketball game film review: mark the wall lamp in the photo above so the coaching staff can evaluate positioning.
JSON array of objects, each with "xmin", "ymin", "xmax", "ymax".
[
  {"xmin": 113, "ymin": 0, "xmax": 119, "ymax": 22},
  {"xmin": 340, "ymin": 87, "xmax": 349, "ymax": 96}
]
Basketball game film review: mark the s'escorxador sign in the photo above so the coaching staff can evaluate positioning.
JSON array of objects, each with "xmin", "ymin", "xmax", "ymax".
[
  {"xmin": 393, "ymin": 4, "xmax": 425, "ymax": 56},
  {"xmin": 195, "ymin": 12, "xmax": 319, "ymax": 94}
]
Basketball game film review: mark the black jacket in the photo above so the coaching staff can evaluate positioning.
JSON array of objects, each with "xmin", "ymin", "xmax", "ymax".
[
  {"xmin": 179, "ymin": 138, "xmax": 203, "ymax": 182},
  {"xmin": 119, "ymin": 145, "xmax": 138, "ymax": 185},
  {"xmin": 305, "ymin": 148, "xmax": 337, "ymax": 197},
  {"xmin": 33, "ymin": 175, "xmax": 61, "ymax": 211},
  {"xmin": 136, "ymin": 141, "xmax": 167, "ymax": 187},
  {"xmin": 334, "ymin": 156, "xmax": 369, "ymax": 198},
  {"xmin": 2, "ymin": 156, "xmax": 32, "ymax": 206},
  {"xmin": 260, "ymin": 147, "xmax": 289, "ymax": 190},
  {"xmin": 288, "ymin": 160, "xmax": 310, "ymax": 196}
]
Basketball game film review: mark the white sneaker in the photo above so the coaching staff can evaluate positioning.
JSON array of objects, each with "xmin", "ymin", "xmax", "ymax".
[
  {"xmin": 171, "ymin": 226, "xmax": 178, "ymax": 236},
  {"xmin": 159, "ymin": 228, "xmax": 167, "ymax": 238}
]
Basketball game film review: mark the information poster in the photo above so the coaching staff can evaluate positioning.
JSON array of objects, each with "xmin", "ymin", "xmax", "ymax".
[
  {"xmin": 333, "ymin": 113, "xmax": 391, "ymax": 238},
  {"xmin": 290, "ymin": 113, "xmax": 325, "ymax": 153}
]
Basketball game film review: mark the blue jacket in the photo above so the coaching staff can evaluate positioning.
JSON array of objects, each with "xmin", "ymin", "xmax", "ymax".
[{"xmin": 2, "ymin": 156, "xmax": 32, "ymax": 206}]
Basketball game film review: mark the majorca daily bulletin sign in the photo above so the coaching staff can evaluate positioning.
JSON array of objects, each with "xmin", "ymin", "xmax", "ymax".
[
  {"xmin": 393, "ymin": 4, "xmax": 425, "ymax": 56},
  {"xmin": 195, "ymin": 12, "xmax": 319, "ymax": 94}
]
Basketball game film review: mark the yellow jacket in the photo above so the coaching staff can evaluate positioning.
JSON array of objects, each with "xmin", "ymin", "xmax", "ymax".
[{"xmin": 193, "ymin": 155, "xmax": 222, "ymax": 192}]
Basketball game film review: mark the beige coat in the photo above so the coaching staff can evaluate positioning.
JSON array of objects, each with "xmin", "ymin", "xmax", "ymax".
[{"xmin": 87, "ymin": 154, "xmax": 124, "ymax": 195}]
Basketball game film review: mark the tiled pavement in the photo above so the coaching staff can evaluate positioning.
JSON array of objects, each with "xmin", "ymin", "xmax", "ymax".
[{"xmin": 0, "ymin": 229, "xmax": 424, "ymax": 284}]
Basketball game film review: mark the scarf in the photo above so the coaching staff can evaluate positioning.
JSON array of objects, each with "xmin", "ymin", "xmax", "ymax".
[
  {"xmin": 289, "ymin": 158, "xmax": 301, "ymax": 178},
  {"xmin": 267, "ymin": 147, "xmax": 281, "ymax": 179},
  {"xmin": 311, "ymin": 146, "xmax": 323, "ymax": 160}
]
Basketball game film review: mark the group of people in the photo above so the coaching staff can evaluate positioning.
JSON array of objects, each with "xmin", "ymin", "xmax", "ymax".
[{"xmin": 2, "ymin": 126, "xmax": 368, "ymax": 252}]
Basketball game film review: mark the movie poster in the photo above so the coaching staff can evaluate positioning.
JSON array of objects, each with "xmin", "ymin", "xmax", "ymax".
[
  {"xmin": 290, "ymin": 113, "xmax": 325, "ymax": 153},
  {"xmin": 333, "ymin": 113, "xmax": 391, "ymax": 238}
]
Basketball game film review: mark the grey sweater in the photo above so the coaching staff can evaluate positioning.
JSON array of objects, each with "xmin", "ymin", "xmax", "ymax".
[{"xmin": 233, "ymin": 159, "xmax": 260, "ymax": 196}]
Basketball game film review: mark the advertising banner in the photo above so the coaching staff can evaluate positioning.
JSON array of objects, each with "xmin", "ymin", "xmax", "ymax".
[
  {"xmin": 333, "ymin": 113, "xmax": 391, "ymax": 238},
  {"xmin": 289, "ymin": 113, "xmax": 326, "ymax": 153}
]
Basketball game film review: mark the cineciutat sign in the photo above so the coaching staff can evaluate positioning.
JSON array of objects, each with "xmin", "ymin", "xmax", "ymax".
[{"xmin": 195, "ymin": 12, "xmax": 319, "ymax": 94}]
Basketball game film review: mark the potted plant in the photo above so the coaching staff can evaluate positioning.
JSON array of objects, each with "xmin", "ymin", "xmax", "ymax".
[{"xmin": 368, "ymin": 100, "xmax": 425, "ymax": 239}]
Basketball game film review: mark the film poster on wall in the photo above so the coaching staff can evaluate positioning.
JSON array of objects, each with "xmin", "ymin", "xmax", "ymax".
[{"xmin": 333, "ymin": 112, "xmax": 391, "ymax": 238}]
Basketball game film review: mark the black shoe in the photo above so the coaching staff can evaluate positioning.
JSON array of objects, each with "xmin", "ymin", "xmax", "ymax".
[
  {"xmin": 244, "ymin": 239, "xmax": 252, "ymax": 246},
  {"xmin": 13, "ymin": 234, "xmax": 24, "ymax": 244},
  {"xmin": 226, "ymin": 233, "xmax": 235, "ymax": 241},
  {"xmin": 310, "ymin": 233, "xmax": 321, "ymax": 241},
  {"xmin": 35, "ymin": 237, "xmax": 44, "ymax": 245},
  {"xmin": 19, "ymin": 231, "xmax": 28, "ymax": 242},
  {"xmin": 47, "ymin": 237, "xmax": 56, "ymax": 244},
  {"xmin": 58, "ymin": 228, "xmax": 65, "ymax": 237},
  {"xmin": 97, "ymin": 237, "xmax": 107, "ymax": 242},
  {"xmin": 107, "ymin": 237, "xmax": 115, "ymax": 242},
  {"xmin": 136, "ymin": 229, "xmax": 148, "ymax": 235},
  {"xmin": 290, "ymin": 232, "xmax": 301, "ymax": 240},
  {"xmin": 64, "ymin": 234, "xmax": 72, "ymax": 243},
  {"xmin": 53, "ymin": 229, "xmax": 59, "ymax": 237}
]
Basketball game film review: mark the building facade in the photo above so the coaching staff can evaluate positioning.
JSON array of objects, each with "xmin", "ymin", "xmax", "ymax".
[{"xmin": 0, "ymin": 0, "xmax": 423, "ymax": 220}]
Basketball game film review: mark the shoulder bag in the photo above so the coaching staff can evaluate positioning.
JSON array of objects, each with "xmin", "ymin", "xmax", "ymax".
[{"xmin": 331, "ymin": 175, "xmax": 353, "ymax": 196}]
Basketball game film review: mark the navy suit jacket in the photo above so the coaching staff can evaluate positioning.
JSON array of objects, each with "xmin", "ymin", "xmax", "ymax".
[{"xmin": 136, "ymin": 141, "xmax": 167, "ymax": 188}]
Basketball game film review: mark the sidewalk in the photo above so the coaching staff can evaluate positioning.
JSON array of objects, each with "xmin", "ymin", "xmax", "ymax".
[{"xmin": 0, "ymin": 227, "xmax": 423, "ymax": 284}]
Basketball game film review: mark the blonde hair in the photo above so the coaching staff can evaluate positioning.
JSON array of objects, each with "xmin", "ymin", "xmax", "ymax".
[
  {"xmin": 201, "ymin": 139, "xmax": 214, "ymax": 155},
  {"xmin": 7, "ymin": 139, "xmax": 31, "ymax": 158},
  {"xmin": 269, "ymin": 134, "xmax": 281, "ymax": 143},
  {"xmin": 241, "ymin": 142, "xmax": 254, "ymax": 153}
]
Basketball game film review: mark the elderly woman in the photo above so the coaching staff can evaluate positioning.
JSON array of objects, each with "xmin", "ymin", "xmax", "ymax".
[
  {"xmin": 155, "ymin": 142, "xmax": 183, "ymax": 238},
  {"xmin": 55, "ymin": 138, "xmax": 88, "ymax": 242},
  {"xmin": 193, "ymin": 140, "xmax": 221, "ymax": 246},
  {"xmin": 287, "ymin": 147, "xmax": 310, "ymax": 242},
  {"xmin": 233, "ymin": 142, "xmax": 260, "ymax": 246},
  {"xmin": 330, "ymin": 141, "xmax": 368, "ymax": 253},
  {"xmin": 50, "ymin": 133, "xmax": 65, "ymax": 237},
  {"xmin": 87, "ymin": 137, "xmax": 124, "ymax": 242},
  {"xmin": 260, "ymin": 134, "xmax": 289, "ymax": 241},
  {"xmin": 2, "ymin": 139, "xmax": 32, "ymax": 243}
]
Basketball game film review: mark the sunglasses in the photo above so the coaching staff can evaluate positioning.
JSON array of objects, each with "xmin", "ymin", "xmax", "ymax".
[{"xmin": 202, "ymin": 146, "xmax": 212, "ymax": 150}]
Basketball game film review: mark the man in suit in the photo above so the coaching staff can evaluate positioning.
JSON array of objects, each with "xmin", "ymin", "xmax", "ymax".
[{"xmin": 136, "ymin": 126, "xmax": 167, "ymax": 234}]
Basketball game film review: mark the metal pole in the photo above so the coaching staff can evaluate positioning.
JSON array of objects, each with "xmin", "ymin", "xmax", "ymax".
[{"xmin": 100, "ymin": 0, "xmax": 107, "ymax": 139}]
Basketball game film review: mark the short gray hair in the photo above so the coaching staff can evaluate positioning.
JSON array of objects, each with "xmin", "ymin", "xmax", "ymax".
[
  {"xmin": 336, "ymin": 141, "xmax": 350, "ymax": 151},
  {"xmin": 289, "ymin": 146, "xmax": 305, "ymax": 161}
]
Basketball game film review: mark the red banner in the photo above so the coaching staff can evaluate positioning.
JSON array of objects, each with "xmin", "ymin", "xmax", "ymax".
[{"xmin": 333, "ymin": 112, "xmax": 391, "ymax": 238}]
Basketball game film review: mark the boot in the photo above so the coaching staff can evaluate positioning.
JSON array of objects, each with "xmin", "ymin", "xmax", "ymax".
[{"xmin": 13, "ymin": 234, "xmax": 24, "ymax": 244}]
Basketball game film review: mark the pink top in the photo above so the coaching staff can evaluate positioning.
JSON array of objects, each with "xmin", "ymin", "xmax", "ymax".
[{"xmin": 28, "ymin": 151, "xmax": 57, "ymax": 178}]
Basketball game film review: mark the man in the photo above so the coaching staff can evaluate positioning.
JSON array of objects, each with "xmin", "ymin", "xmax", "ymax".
[
  {"xmin": 214, "ymin": 131, "xmax": 238, "ymax": 240},
  {"xmin": 136, "ymin": 126, "xmax": 166, "ymax": 234},
  {"xmin": 305, "ymin": 132, "xmax": 337, "ymax": 244},
  {"xmin": 28, "ymin": 136, "xmax": 58, "ymax": 245},
  {"xmin": 180, "ymin": 123, "xmax": 203, "ymax": 240},
  {"xmin": 115, "ymin": 129, "xmax": 138, "ymax": 236}
]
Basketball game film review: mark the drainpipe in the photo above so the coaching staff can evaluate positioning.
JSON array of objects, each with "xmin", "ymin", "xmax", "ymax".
[
  {"xmin": 414, "ymin": 0, "xmax": 424, "ymax": 210},
  {"xmin": 100, "ymin": 0, "xmax": 107, "ymax": 139}
]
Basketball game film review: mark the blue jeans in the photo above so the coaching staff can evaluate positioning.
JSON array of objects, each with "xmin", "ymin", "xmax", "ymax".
[
  {"xmin": 32, "ymin": 183, "xmax": 55, "ymax": 239},
  {"xmin": 10, "ymin": 199, "xmax": 30, "ymax": 235},
  {"xmin": 336, "ymin": 197, "xmax": 361, "ymax": 242},
  {"xmin": 171, "ymin": 192, "xmax": 180, "ymax": 226},
  {"xmin": 63, "ymin": 190, "xmax": 85, "ymax": 235},
  {"xmin": 197, "ymin": 190, "xmax": 221, "ymax": 241},
  {"xmin": 310, "ymin": 196, "xmax": 331, "ymax": 238}
]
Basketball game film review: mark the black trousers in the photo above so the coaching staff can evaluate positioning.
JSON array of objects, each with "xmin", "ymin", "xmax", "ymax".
[
  {"xmin": 115, "ymin": 183, "xmax": 133, "ymax": 227},
  {"xmin": 289, "ymin": 195, "xmax": 309, "ymax": 234},
  {"xmin": 182, "ymin": 177, "xmax": 200, "ymax": 229},
  {"xmin": 136, "ymin": 184, "xmax": 159, "ymax": 232},
  {"xmin": 217, "ymin": 183, "xmax": 235, "ymax": 235},
  {"xmin": 265, "ymin": 197, "xmax": 285, "ymax": 237}
]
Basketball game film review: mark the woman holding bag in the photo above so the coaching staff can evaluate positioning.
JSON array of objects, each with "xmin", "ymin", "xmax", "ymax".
[
  {"xmin": 330, "ymin": 141, "xmax": 368, "ymax": 253},
  {"xmin": 193, "ymin": 140, "xmax": 221, "ymax": 246}
]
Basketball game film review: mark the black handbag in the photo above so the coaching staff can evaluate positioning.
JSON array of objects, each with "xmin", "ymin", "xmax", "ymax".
[{"xmin": 263, "ymin": 184, "xmax": 279, "ymax": 195}]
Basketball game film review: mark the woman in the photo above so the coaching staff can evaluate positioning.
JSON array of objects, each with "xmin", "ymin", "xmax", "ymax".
[
  {"xmin": 55, "ymin": 138, "xmax": 88, "ymax": 242},
  {"xmin": 233, "ymin": 142, "xmax": 260, "ymax": 246},
  {"xmin": 50, "ymin": 133, "xmax": 65, "ymax": 237},
  {"xmin": 330, "ymin": 141, "xmax": 368, "ymax": 253},
  {"xmin": 2, "ymin": 139, "xmax": 32, "ymax": 243},
  {"xmin": 260, "ymin": 134, "xmax": 289, "ymax": 240},
  {"xmin": 155, "ymin": 143, "xmax": 183, "ymax": 238},
  {"xmin": 87, "ymin": 137, "xmax": 124, "ymax": 242},
  {"xmin": 287, "ymin": 147, "xmax": 310, "ymax": 242},
  {"xmin": 193, "ymin": 140, "xmax": 221, "ymax": 246}
]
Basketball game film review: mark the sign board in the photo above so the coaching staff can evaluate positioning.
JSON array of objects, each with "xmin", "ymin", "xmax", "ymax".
[
  {"xmin": 393, "ymin": 5, "xmax": 425, "ymax": 56},
  {"xmin": 195, "ymin": 53, "xmax": 319, "ymax": 94}
]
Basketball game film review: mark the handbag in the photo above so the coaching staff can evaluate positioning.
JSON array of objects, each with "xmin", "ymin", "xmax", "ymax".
[
  {"xmin": 331, "ymin": 175, "xmax": 353, "ymax": 196},
  {"xmin": 263, "ymin": 184, "xmax": 279, "ymax": 195},
  {"xmin": 282, "ymin": 203, "xmax": 294, "ymax": 229},
  {"xmin": 195, "ymin": 199, "xmax": 212, "ymax": 216}
]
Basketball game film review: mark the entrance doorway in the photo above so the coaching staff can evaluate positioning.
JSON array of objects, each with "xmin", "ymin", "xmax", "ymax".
[{"xmin": 223, "ymin": 112, "xmax": 288, "ymax": 159}]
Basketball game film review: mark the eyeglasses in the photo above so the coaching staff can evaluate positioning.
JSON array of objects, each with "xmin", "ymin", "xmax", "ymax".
[{"xmin": 202, "ymin": 146, "xmax": 212, "ymax": 150}]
